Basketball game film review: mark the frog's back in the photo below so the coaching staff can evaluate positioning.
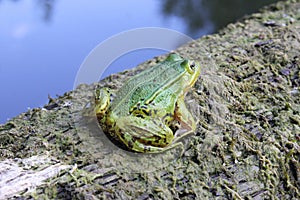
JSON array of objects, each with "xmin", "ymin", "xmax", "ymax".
[{"xmin": 110, "ymin": 56, "xmax": 186, "ymax": 116}]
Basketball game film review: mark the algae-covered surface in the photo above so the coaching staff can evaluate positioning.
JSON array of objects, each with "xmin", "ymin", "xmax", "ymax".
[{"xmin": 1, "ymin": 0, "xmax": 300, "ymax": 199}]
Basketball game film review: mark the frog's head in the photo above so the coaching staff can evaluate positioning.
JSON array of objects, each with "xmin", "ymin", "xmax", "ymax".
[
  {"xmin": 166, "ymin": 53, "xmax": 201, "ymax": 87},
  {"xmin": 180, "ymin": 59, "xmax": 201, "ymax": 88}
]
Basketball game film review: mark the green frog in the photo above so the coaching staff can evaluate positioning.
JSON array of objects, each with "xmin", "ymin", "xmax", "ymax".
[{"xmin": 95, "ymin": 54, "xmax": 200, "ymax": 153}]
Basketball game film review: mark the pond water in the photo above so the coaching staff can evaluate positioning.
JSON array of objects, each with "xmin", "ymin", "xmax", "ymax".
[{"xmin": 0, "ymin": 0, "xmax": 279, "ymax": 124}]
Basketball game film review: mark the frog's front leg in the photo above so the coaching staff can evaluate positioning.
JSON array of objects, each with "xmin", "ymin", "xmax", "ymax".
[
  {"xmin": 173, "ymin": 97, "xmax": 197, "ymax": 139},
  {"xmin": 115, "ymin": 116, "xmax": 177, "ymax": 153}
]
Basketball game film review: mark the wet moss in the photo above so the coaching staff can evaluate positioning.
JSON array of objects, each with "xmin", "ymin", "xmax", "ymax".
[{"xmin": 1, "ymin": 0, "xmax": 300, "ymax": 199}]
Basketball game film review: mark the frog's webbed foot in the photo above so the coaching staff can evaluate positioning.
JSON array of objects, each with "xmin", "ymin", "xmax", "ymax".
[{"xmin": 115, "ymin": 116, "xmax": 176, "ymax": 153}]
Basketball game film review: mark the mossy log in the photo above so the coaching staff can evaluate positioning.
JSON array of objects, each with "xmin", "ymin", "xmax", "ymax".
[{"xmin": 1, "ymin": 0, "xmax": 299, "ymax": 199}]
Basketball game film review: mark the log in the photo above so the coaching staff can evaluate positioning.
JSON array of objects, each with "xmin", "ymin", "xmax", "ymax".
[{"xmin": 0, "ymin": 0, "xmax": 299, "ymax": 199}]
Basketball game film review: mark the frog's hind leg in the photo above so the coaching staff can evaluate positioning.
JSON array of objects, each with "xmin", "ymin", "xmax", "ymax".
[{"xmin": 115, "ymin": 116, "xmax": 178, "ymax": 153}]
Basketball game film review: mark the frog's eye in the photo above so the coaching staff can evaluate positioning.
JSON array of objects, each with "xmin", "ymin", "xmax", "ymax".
[
  {"xmin": 189, "ymin": 62, "xmax": 196, "ymax": 70},
  {"xmin": 181, "ymin": 60, "xmax": 196, "ymax": 74}
]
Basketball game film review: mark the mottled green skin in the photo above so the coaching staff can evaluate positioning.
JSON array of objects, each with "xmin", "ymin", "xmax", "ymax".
[{"xmin": 95, "ymin": 54, "xmax": 200, "ymax": 152}]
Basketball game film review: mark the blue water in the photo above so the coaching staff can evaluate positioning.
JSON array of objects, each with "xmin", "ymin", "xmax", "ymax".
[{"xmin": 0, "ymin": 0, "xmax": 279, "ymax": 124}]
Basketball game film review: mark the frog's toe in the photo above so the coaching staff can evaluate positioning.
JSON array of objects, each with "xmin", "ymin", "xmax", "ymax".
[{"xmin": 132, "ymin": 142, "xmax": 165, "ymax": 153}]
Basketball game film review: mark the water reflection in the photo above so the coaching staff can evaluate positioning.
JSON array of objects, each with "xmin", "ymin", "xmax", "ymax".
[
  {"xmin": 2, "ymin": 0, "xmax": 280, "ymax": 34},
  {"xmin": 37, "ymin": 0, "xmax": 55, "ymax": 22},
  {"xmin": 1, "ymin": 0, "xmax": 56, "ymax": 22},
  {"xmin": 162, "ymin": 0, "xmax": 280, "ymax": 36}
]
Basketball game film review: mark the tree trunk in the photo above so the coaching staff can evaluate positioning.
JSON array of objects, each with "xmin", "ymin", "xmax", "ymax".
[{"xmin": 1, "ymin": 0, "xmax": 299, "ymax": 199}]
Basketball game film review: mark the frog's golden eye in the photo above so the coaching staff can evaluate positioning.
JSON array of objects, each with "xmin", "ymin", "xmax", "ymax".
[{"xmin": 182, "ymin": 61, "xmax": 196, "ymax": 74}]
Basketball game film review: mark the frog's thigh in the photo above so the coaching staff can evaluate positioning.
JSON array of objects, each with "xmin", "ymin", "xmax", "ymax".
[
  {"xmin": 116, "ymin": 116, "xmax": 174, "ymax": 152},
  {"xmin": 175, "ymin": 98, "xmax": 196, "ymax": 135}
]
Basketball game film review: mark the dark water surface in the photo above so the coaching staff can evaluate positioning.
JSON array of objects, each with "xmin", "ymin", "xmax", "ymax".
[{"xmin": 0, "ymin": 0, "xmax": 279, "ymax": 123}]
